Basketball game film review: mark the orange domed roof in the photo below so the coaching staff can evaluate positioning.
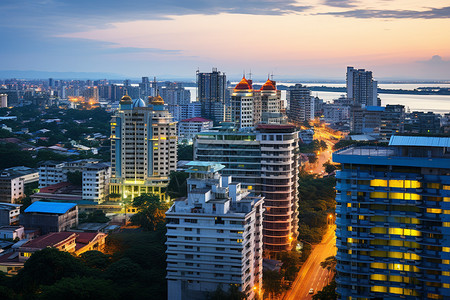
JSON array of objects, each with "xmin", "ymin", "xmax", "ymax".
[
  {"xmin": 260, "ymin": 79, "xmax": 276, "ymax": 91},
  {"xmin": 234, "ymin": 77, "xmax": 252, "ymax": 91},
  {"xmin": 149, "ymin": 95, "xmax": 165, "ymax": 105}
]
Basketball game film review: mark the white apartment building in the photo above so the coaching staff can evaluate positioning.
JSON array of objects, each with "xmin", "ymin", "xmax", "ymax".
[
  {"xmin": 178, "ymin": 117, "xmax": 213, "ymax": 142},
  {"xmin": 0, "ymin": 167, "xmax": 39, "ymax": 204},
  {"xmin": 82, "ymin": 163, "xmax": 111, "ymax": 202},
  {"xmin": 38, "ymin": 159, "xmax": 109, "ymax": 202},
  {"xmin": 38, "ymin": 161, "xmax": 66, "ymax": 188},
  {"xmin": 194, "ymin": 124, "xmax": 300, "ymax": 252},
  {"xmin": 166, "ymin": 161, "xmax": 264, "ymax": 300}
]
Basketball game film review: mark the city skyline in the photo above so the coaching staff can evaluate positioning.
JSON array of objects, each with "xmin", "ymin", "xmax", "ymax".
[{"xmin": 1, "ymin": 0, "xmax": 449, "ymax": 80}]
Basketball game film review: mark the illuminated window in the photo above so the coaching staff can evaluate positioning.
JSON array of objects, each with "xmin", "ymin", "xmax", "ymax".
[
  {"xmin": 389, "ymin": 275, "xmax": 402, "ymax": 282},
  {"xmin": 347, "ymin": 238, "xmax": 353, "ymax": 243},
  {"xmin": 389, "ymin": 240, "xmax": 403, "ymax": 247},
  {"xmin": 348, "ymin": 249, "xmax": 352, "ymax": 254},
  {"xmin": 370, "ymin": 192, "xmax": 387, "ymax": 199},
  {"xmin": 371, "ymin": 251, "xmax": 387, "ymax": 257},
  {"xmin": 371, "ymin": 262, "xmax": 387, "ymax": 269},
  {"xmin": 443, "ymin": 222, "xmax": 450, "ymax": 227},
  {"xmin": 371, "ymin": 227, "xmax": 387, "ymax": 234},
  {"xmin": 390, "ymin": 287, "xmax": 403, "ymax": 295},
  {"xmin": 371, "ymin": 179, "xmax": 387, "ymax": 187},
  {"xmin": 236, "ymin": 239, "xmax": 243, "ymax": 243},
  {"xmin": 443, "ymin": 260, "xmax": 450, "ymax": 264},
  {"xmin": 358, "ymin": 215, "xmax": 365, "ymax": 220},
  {"xmin": 444, "ymin": 210, "xmax": 450, "ymax": 214},
  {"xmin": 443, "ymin": 247, "xmax": 450, "ymax": 252},
  {"xmin": 388, "ymin": 252, "xmax": 403, "ymax": 259},
  {"xmin": 443, "ymin": 283, "xmax": 450, "ymax": 288},
  {"xmin": 427, "ymin": 208, "xmax": 442, "ymax": 214},
  {"xmin": 370, "ymin": 274, "xmax": 387, "ymax": 281},
  {"xmin": 371, "ymin": 286, "xmax": 387, "ymax": 293},
  {"xmin": 406, "ymin": 180, "xmax": 421, "ymax": 188},
  {"xmin": 347, "ymin": 203, "xmax": 351, "ymax": 208},
  {"xmin": 444, "ymin": 186, "xmax": 450, "ymax": 190},
  {"xmin": 348, "ymin": 226, "xmax": 352, "ymax": 231},
  {"xmin": 445, "ymin": 197, "xmax": 450, "ymax": 202},
  {"xmin": 443, "ymin": 271, "xmax": 450, "ymax": 276},
  {"xmin": 389, "ymin": 180, "xmax": 404, "ymax": 188}
]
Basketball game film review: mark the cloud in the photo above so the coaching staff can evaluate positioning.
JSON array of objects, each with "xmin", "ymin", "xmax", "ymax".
[
  {"xmin": 105, "ymin": 47, "xmax": 182, "ymax": 55},
  {"xmin": 320, "ymin": 6, "xmax": 450, "ymax": 19},
  {"xmin": 322, "ymin": 0, "xmax": 357, "ymax": 8},
  {"xmin": 417, "ymin": 55, "xmax": 450, "ymax": 65},
  {"xmin": 0, "ymin": 0, "xmax": 311, "ymax": 33}
]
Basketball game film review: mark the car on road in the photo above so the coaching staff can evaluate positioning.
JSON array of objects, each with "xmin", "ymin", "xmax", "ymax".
[{"xmin": 309, "ymin": 288, "xmax": 314, "ymax": 294}]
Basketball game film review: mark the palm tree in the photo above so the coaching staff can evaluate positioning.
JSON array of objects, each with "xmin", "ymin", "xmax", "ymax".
[{"xmin": 320, "ymin": 256, "xmax": 337, "ymax": 284}]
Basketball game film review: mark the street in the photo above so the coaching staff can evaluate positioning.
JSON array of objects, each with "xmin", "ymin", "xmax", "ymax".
[{"xmin": 284, "ymin": 225, "xmax": 337, "ymax": 300}]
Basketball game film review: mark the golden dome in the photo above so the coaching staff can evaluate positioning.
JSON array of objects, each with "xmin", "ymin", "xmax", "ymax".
[
  {"xmin": 120, "ymin": 94, "xmax": 132, "ymax": 103},
  {"xmin": 149, "ymin": 95, "xmax": 165, "ymax": 105}
]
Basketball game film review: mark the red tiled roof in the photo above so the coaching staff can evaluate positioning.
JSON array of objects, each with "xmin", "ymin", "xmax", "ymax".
[
  {"xmin": 75, "ymin": 232, "xmax": 106, "ymax": 251},
  {"xmin": 21, "ymin": 232, "xmax": 76, "ymax": 249},
  {"xmin": 180, "ymin": 117, "xmax": 212, "ymax": 123},
  {"xmin": 234, "ymin": 77, "xmax": 252, "ymax": 91},
  {"xmin": 257, "ymin": 124, "xmax": 296, "ymax": 130},
  {"xmin": 260, "ymin": 79, "xmax": 276, "ymax": 91},
  {"xmin": 39, "ymin": 182, "xmax": 72, "ymax": 194}
]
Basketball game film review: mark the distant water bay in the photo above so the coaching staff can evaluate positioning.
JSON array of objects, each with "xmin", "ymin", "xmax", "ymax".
[{"xmin": 188, "ymin": 84, "xmax": 450, "ymax": 114}]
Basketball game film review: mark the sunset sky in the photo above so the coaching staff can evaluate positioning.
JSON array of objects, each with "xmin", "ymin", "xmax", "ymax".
[{"xmin": 1, "ymin": 0, "xmax": 449, "ymax": 80}]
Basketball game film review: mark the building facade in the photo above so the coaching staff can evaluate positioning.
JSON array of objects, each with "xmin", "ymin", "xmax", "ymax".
[
  {"xmin": 346, "ymin": 66, "xmax": 379, "ymax": 107},
  {"xmin": 20, "ymin": 201, "xmax": 78, "ymax": 234},
  {"xmin": 333, "ymin": 136, "xmax": 450, "ymax": 299},
  {"xmin": 0, "ymin": 203, "xmax": 21, "ymax": 226},
  {"xmin": 197, "ymin": 68, "xmax": 227, "ymax": 124},
  {"xmin": 287, "ymin": 84, "xmax": 314, "ymax": 123},
  {"xmin": 82, "ymin": 163, "xmax": 111, "ymax": 202},
  {"xmin": 166, "ymin": 161, "xmax": 264, "ymax": 299},
  {"xmin": 178, "ymin": 117, "xmax": 213, "ymax": 142},
  {"xmin": 110, "ymin": 95, "xmax": 177, "ymax": 201},
  {"xmin": 0, "ymin": 167, "xmax": 39, "ymax": 203},
  {"xmin": 0, "ymin": 94, "xmax": 7, "ymax": 108},
  {"xmin": 194, "ymin": 124, "xmax": 299, "ymax": 252}
]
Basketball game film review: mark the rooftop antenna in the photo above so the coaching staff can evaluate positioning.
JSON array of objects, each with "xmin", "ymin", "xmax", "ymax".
[
  {"xmin": 243, "ymin": 70, "xmax": 245, "ymax": 78},
  {"xmin": 153, "ymin": 77, "xmax": 157, "ymax": 96},
  {"xmin": 248, "ymin": 69, "xmax": 253, "ymax": 80}
]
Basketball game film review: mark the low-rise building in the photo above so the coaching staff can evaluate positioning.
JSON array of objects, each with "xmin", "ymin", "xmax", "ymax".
[
  {"xmin": 38, "ymin": 160, "xmax": 110, "ymax": 202},
  {"xmin": 0, "ymin": 226, "xmax": 25, "ymax": 240},
  {"xmin": 0, "ymin": 203, "xmax": 21, "ymax": 225},
  {"xmin": 166, "ymin": 161, "xmax": 264, "ymax": 300},
  {"xmin": 0, "ymin": 167, "xmax": 39, "ymax": 203},
  {"xmin": 20, "ymin": 201, "xmax": 78, "ymax": 234},
  {"xmin": 178, "ymin": 117, "xmax": 213, "ymax": 142},
  {"xmin": 18, "ymin": 232, "xmax": 78, "ymax": 261}
]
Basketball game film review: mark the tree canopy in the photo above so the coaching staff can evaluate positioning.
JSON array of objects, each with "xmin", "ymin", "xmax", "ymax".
[{"xmin": 130, "ymin": 194, "xmax": 169, "ymax": 231}]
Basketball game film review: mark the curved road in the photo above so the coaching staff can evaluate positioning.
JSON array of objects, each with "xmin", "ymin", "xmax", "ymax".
[{"xmin": 284, "ymin": 225, "xmax": 337, "ymax": 300}]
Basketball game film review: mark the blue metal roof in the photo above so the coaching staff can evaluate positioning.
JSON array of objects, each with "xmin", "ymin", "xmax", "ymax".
[
  {"xmin": 25, "ymin": 201, "xmax": 76, "ymax": 214},
  {"xmin": 365, "ymin": 106, "xmax": 385, "ymax": 112},
  {"xmin": 389, "ymin": 136, "xmax": 450, "ymax": 148}
]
